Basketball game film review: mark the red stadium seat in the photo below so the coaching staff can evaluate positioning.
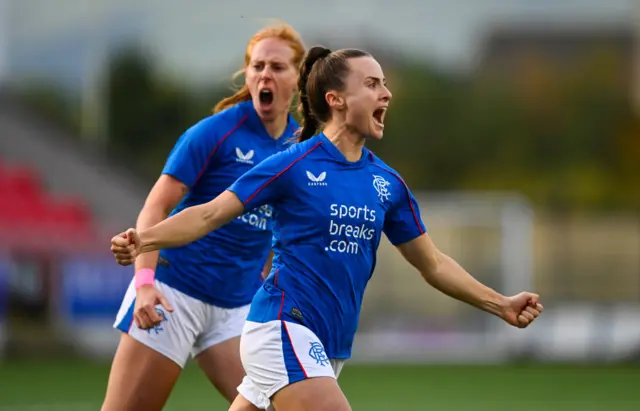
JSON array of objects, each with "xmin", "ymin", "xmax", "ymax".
[
  {"xmin": 0, "ymin": 163, "xmax": 98, "ymax": 250},
  {"xmin": 48, "ymin": 197, "xmax": 92, "ymax": 229},
  {"xmin": 0, "ymin": 194, "xmax": 48, "ymax": 228},
  {"xmin": 2, "ymin": 165, "xmax": 43, "ymax": 201}
]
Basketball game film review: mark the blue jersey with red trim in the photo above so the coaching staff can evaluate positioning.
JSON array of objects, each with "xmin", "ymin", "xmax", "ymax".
[
  {"xmin": 228, "ymin": 133, "xmax": 426, "ymax": 358},
  {"xmin": 156, "ymin": 101, "xmax": 297, "ymax": 308}
]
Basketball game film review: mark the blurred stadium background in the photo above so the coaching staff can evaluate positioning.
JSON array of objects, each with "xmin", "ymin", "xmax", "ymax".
[{"xmin": 1, "ymin": 0, "xmax": 639, "ymax": 409}]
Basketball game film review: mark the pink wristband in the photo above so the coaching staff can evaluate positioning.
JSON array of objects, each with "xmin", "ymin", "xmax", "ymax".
[{"xmin": 134, "ymin": 268, "xmax": 155, "ymax": 289}]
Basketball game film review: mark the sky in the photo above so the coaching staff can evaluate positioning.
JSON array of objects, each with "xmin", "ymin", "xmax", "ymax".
[{"xmin": 0, "ymin": 0, "xmax": 637, "ymax": 89}]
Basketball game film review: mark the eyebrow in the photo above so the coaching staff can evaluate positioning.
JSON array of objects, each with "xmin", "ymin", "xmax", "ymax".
[
  {"xmin": 251, "ymin": 58, "xmax": 287, "ymax": 64},
  {"xmin": 365, "ymin": 76, "xmax": 386, "ymax": 85}
]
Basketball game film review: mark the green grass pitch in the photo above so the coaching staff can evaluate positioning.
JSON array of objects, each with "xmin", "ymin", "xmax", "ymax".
[{"xmin": 0, "ymin": 360, "xmax": 638, "ymax": 410}]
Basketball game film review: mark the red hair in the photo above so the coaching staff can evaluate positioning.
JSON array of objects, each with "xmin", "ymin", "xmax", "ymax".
[{"xmin": 213, "ymin": 23, "xmax": 306, "ymax": 113}]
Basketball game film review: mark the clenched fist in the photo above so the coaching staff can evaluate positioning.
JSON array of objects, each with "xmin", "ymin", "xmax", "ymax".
[{"xmin": 111, "ymin": 228, "xmax": 141, "ymax": 266}]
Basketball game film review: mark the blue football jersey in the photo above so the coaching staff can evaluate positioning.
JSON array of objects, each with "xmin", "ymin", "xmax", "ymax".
[
  {"xmin": 156, "ymin": 100, "xmax": 298, "ymax": 308},
  {"xmin": 228, "ymin": 133, "xmax": 426, "ymax": 358}
]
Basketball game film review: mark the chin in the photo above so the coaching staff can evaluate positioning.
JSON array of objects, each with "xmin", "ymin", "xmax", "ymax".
[
  {"xmin": 365, "ymin": 128, "xmax": 384, "ymax": 140},
  {"xmin": 257, "ymin": 109, "xmax": 277, "ymax": 122},
  {"xmin": 365, "ymin": 120, "xmax": 385, "ymax": 140}
]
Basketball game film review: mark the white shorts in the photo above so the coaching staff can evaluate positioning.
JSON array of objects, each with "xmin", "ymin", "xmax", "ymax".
[
  {"xmin": 237, "ymin": 320, "xmax": 346, "ymax": 410},
  {"xmin": 113, "ymin": 279, "xmax": 250, "ymax": 368}
]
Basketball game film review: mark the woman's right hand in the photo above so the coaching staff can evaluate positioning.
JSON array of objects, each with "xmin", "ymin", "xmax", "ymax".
[
  {"xmin": 111, "ymin": 228, "xmax": 141, "ymax": 266},
  {"xmin": 134, "ymin": 285, "xmax": 174, "ymax": 329}
]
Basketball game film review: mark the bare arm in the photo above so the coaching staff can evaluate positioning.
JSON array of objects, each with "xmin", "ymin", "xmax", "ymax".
[
  {"xmin": 138, "ymin": 190, "xmax": 245, "ymax": 254},
  {"xmin": 396, "ymin": 234, "xmax": 506, "ymax": 318},
  {"xmin": 134, "ymin": 175, "xmax": 189, "ymax": 273}
]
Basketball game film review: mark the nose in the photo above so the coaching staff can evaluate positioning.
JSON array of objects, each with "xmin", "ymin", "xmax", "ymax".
[
  {"xmin": 260, "ymin": 67, "xmax": 275, "ymax": 81},
  {"xmin": 381, "ymin": 86, "xmax": 392, "ymax": 102}
]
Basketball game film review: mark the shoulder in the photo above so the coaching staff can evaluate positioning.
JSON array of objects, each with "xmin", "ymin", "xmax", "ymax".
[
  {"xmin": 179, "ymin": 103, "xmax": 250, "ymax": 145},
  {"xmin": 199, "ymin": 102, "xmax": 249, "ymax": 133},
  {"xmin": 368, "ymin": 151, "xmax": 404, "ymax": 183},
  {"xmin": 253, "ymin": 136, "xmax": 325, "ymax": 177},
  {"xmin": 281, "ymin": 135, "xmax": 326, "ymax": 160},
  {"xmin": 367, "ymin": 150, "xmax": 414, "ymax": 201}
]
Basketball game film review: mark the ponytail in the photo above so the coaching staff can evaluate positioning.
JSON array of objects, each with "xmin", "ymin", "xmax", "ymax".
[{"xmin": 295, "ymin": 46, "xmax": 332, "ymax": 142}]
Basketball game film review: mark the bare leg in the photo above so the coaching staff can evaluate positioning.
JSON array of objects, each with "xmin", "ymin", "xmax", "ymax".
[
  {"xmin": 195, "ymin": 336, "xmax": 256, "ymax": 405},
  {"xmin": 270, "ymin": 377, "xmax": 351, "ymax": 411},
  {"xmin": 101, "ymin": 333, "xmax": 182, "ymax": 411},
  {"xmin": 228, "ymin": 393, "xmax": 264, "ymax": 411}
]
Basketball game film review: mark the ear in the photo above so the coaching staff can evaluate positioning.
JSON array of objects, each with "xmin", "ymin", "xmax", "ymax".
[{"xmin": 326, "ymin": 91, "xmax": 345, "ymax": 111}]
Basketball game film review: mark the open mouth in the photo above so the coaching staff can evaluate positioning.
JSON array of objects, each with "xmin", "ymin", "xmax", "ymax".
[
  {"xmin": 372, "ymin": 107, "xmax": 386, "ymax": 127},
  {"xmin": 259, "ymin": 89, "xmax": 274, "ymax": 106}
]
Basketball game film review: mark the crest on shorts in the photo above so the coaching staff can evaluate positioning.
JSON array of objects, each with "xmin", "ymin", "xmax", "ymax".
[
  {"xmin": 146, "ymin": 308, "xmax": 168, "ymax": 335},
  {"xmin": 308, "ymin": 341, "xmax": 329, "ymax": 366}
]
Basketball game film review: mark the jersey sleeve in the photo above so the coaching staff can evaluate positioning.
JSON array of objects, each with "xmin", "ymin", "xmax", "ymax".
[
  {"xmin": 383, "ymin": 176, "xmax": 427, "ymax": 246},
  {"xmin": 227, "ymin": 149, "xmax": 294, "ymax": 211},
  {"xmin": 162, "ymin": 116, "xmax": 221, "ymax": 187}
]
